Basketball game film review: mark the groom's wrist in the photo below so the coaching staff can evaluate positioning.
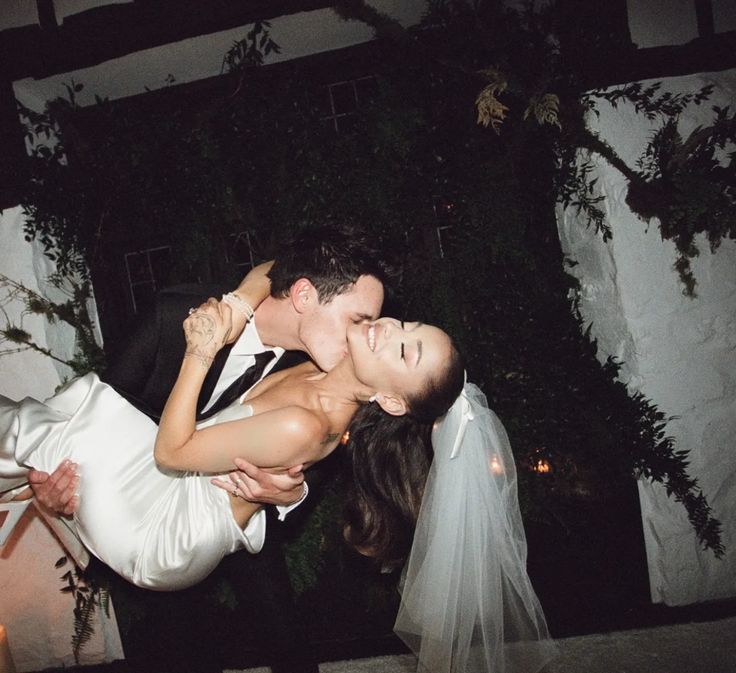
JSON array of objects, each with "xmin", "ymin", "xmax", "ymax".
[{"xmin": 276, "ymin": 482, "xmax": 309, "ymax": 521}]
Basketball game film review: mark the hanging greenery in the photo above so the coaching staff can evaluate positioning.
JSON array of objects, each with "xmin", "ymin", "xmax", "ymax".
[
  {"xmin": 56, "ymin": 555, "xmax": 111, "ymax": 664},
  {"xmin": 0, "ymin": 272, "xmax": 106, "ymax": 377},
  {"xmin": 558, "ymin": 82, "xmax": 735, "ymax": 297}
]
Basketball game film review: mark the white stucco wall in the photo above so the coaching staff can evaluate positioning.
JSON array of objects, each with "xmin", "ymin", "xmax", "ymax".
[
  {"xmin": 10, "ymin": 0, "xmax": 427, "ymax": 113},
  {"xmin": 626, "ymin": 0, "xmax": 736, "ymax": 48},
  {"xmin": 0, "ymin": 205, "xmax": 122, "ymax": 671},
  {"xmin": 557, "ymin": 69, "xmax": 736, "ymax": 606}
]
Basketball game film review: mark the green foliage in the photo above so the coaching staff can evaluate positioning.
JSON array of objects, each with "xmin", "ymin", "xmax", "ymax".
[
  {"xmin": 0, "ymin": 273, "xmax": 106, "ymax": 376},
  {"xmin": 57, "ymin": 554, "xmax": 110, "ymax": 664},
  {"xmin": 556, "ymin": 154, "xmax": 610, "ymax": 240}
]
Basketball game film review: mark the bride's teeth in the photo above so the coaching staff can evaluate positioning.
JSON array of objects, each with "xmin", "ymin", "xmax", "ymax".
[{"xmin": 368, "ymin": 325, "xmax": 376, "ymax": 352}]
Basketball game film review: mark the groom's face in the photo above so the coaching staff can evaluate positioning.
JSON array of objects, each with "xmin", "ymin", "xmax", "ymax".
[{"xmin": 300, "ymin": 274, "xmax": 384, "ymax": 371}]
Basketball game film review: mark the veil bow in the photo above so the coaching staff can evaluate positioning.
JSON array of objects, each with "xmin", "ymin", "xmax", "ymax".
[{"xmin": 394, "ymin": 382, "xmax": 557, "ymax": 673}]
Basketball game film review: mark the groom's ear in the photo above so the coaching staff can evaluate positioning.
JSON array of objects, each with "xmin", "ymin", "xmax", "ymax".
[{"xmin": 290, "ymin": 278, "xmax": 317, "ymax": 314}]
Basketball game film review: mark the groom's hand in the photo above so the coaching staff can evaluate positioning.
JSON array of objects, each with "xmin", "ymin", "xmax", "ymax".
[
  {"xmin": 211, "ymin": 458, "xmax": 306, "ymax": 507},
  {"xmin": 28, "ymin": 460, "xmax": 80, "ymax": 516}
]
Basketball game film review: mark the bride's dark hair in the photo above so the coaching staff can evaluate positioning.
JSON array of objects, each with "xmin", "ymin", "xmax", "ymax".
[{"xmin": 342, "ymin": 343, "xmax": 465, "ymax": 566}]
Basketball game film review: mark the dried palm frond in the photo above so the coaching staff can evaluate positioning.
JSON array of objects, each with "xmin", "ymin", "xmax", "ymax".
[{"xmin": 475, "ymin": 66, "xmax": 509, "ymax": 133}]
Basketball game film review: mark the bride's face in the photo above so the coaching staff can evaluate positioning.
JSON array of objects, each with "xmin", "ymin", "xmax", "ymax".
[{"xmin": 347, "ymin": 318, "xmax": 453, "ymax": 410}]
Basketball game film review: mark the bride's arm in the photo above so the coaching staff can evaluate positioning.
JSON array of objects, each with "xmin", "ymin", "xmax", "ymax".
[{"xmin": 155, "ymin": 406, "xmax": 323, "ymax": 473}]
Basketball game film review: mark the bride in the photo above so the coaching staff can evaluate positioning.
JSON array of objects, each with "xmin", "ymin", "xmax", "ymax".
[{"xmin": 0, "ymin": 266, "xmax": 556, "ymax": 672}]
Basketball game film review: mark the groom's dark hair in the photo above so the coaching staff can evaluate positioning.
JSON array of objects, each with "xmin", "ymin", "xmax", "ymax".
[{"xmin": 268, "ymin": 224, "xmax": 391, "ymax": 303}]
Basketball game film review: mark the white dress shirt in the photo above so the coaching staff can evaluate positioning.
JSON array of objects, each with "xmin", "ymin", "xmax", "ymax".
[{"xmin": 202, "ymin": 318, "xmax": 306, "ymax": 553}]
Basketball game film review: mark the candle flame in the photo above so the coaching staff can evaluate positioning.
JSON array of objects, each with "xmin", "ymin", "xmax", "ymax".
[
  {"xmin": 489, "ymin": 455, "xmax": 504, "ymax": 475},
  {"xmin": 534, "ymin": 459, "xmax": 551, "ymax": 474}
]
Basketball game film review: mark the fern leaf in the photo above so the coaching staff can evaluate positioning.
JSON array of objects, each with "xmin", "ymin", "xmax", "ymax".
[{"xmin": 524, "ymin": 93, "xmax": 561, "ymax": 129}]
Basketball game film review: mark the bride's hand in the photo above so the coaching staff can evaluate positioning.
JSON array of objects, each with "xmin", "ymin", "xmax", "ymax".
[
  {"xmin": 223, "ymin": 260, "xmax": 274, "ymax": 344},
  {"xmin": 183, "ymin": 297, "xmax": 232, "ymax": 369}
]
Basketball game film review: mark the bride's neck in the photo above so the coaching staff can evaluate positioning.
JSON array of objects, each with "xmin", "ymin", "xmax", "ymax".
[{"xmin": 317, "ymin": 357, "xmax": 371, "ymax": 407}]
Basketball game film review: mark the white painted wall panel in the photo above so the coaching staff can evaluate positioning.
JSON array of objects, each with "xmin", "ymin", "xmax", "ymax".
[
  {"xmin": 0, "ymin": 0, "xmax": 38, "ymax": 30},
  {"xmin": 557, "ymin": 69, "xmax": 736, "ymax": 605},
  {"xmin": 627, "ymin": 0, "xmax": 699, "ymax": 48},
  {"xmin": 713, "ymin": 0, "xmax": 736, "ymax": 32}
]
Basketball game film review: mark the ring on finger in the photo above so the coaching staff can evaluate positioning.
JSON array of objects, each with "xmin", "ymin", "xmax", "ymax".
[{"xmin": 231, "ymin": 485, "xmax": 239, "ymax": 498}]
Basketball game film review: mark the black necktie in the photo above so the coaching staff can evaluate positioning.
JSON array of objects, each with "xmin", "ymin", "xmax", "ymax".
[{"xmin": 197, "ymin": 351, "xmax": 276, "ymax": 420}]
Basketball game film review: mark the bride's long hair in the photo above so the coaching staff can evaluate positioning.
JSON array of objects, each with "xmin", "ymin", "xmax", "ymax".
[{"xmin": 342, "ymin": 344, "xmax": 464, "ymax": 565}]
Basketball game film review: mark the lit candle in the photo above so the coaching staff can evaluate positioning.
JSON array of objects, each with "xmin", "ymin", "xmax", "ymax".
[{"xmin": 0, "ymin": 625, "xmax": 16, "ymax": 673}]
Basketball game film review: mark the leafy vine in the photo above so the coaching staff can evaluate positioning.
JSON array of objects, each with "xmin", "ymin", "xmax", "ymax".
[{"xmin": 56, "ymin": 555, "xmax": 111, "ymax": 663}]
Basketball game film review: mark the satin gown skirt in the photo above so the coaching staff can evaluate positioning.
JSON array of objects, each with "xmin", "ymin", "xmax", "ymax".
[{"xmin": 0, "ymin": 374, "xmax": 255, "ymax": 590}]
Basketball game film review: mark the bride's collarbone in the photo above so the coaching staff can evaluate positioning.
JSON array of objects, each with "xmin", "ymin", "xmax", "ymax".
[{"xmin": 244, "ymin": 363, "xmax": 321, "ymax": 414}]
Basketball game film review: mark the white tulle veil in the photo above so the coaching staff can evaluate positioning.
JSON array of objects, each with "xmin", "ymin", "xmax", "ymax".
[{"xmin": 394, "ymin": 382, "xmax": 558, "ymax": 673}]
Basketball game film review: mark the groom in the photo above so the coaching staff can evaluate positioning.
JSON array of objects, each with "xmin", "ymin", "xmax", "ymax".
[{"xmin": 30, "ymin": 225, "xmax": 387, "ymax": 673}]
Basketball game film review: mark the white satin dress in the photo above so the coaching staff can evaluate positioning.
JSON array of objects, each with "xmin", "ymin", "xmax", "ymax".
[{"xmin": 0, "ymin": 373, "xmax": 260, "ymax": 590}]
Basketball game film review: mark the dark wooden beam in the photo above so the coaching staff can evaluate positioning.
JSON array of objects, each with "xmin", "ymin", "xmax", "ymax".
[
  {"xmin": 1, "ymin": 0, "xmax": 334, "ymax": 82},
  {"xmin": 36, "ymin": 0, "xmax": 58, "ymax": 31},
  {"xmin": 695, "ymin": 0, "xmax": 715, "ymax": 38},
  {"xmin": 0, "ymin": 73, "xmax": 28, "ymax": 209},
  {"xmin": 601, "ymin": 30, "xmax": 736, "ymax": 88}
]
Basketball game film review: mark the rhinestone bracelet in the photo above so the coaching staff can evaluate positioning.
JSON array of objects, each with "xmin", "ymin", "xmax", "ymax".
[{"xmin": 222, "ymin": 292, "xmax": 255, "ymax": 321}]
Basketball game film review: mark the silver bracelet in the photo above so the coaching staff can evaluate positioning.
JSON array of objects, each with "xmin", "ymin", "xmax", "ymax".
[
  {"xmin": 290, "ymin": 481, "xmax": 309, "ymax": 507},
  {"xmin": 222, "ymin": 292, "xmax": 255, "ymax": 321},
  {"xmin": 277, "ymin": 482, "xmax": 309, "ymax": 521}
]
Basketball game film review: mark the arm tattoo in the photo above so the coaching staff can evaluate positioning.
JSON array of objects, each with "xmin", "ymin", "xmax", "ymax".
[
  {"xmin": 184, "ymin": 348, "xmax": 214, "ymax": 370},
  {"xmin": 320, "ymin": 432, "xmax": 340, "ymax": 446},
  {"xmin": 184, "ymin": 313, "xmax": 219, "ymax": 370}
]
